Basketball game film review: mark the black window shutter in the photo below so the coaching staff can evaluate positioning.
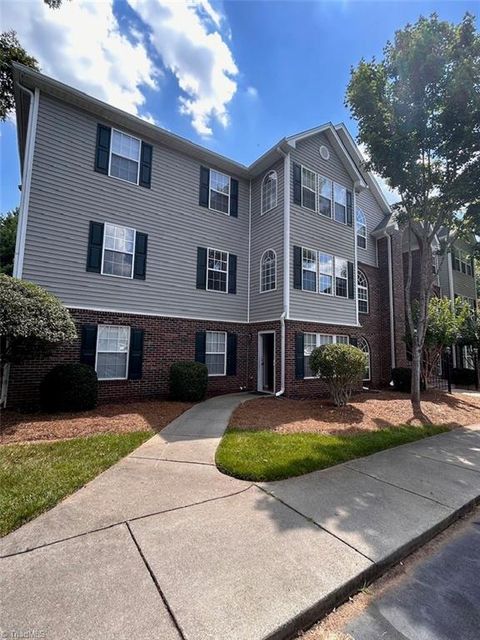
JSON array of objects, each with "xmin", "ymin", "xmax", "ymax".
[
  {"xmin": 346, "ymin": 190, "xmax": 353, "ymax": 226},
  {"xmin": 80, "ymin": 325, "xmax": 98, "ymax": 368},
  {"xmin": 293, "ymin": 246, "xmax": 302, "ymax": 289},
  {"xmin": 195, "ymin": 331, "xmax": 206, "ymax": 364},
  {"xmin": 128, "ymin": 328, "xmax": 144, "ymax": 380},
  {"xmin": 226, "ymin": 333, "xmax": 237, "ymax": 375},
  {"xmin": 347, "ymin": 261, "xmax": 355, "ymax": 299},
  {"xmin": 86, "ymin": 221, "xmax": 104, "ymax": 273},
  {"xmin": 133, "ymin": 232, "xmax": 148, "ymax": 280},
  {"xmin": 451, "ymin": 247, "xmax": 458, "ymax": 270},
  {"xmin": 293, "ymin": 163, "xmax": 302, "ymax": 205},
  {"xmin": 295, "ymin": 333, "xmax": 305, "ymax": 379},
  {"xmin": 199, "ymin": 167, "xmax": 210, "ymax": 207},
  {"xmin": 196, "ymin": 247, "xmax": 207, "ymax": 289},
  {"xmin": 230, "ymin": 178, "xmax": 239, "ymax": 217},
  {"xmin": 228, "ymin": 254, "xmax": 237, "ymax": 294},
  {"xmin": 350, "ymin": 337, "xmax": 358, "ymax": 347},
  {"xmin": 95, "ymin": 124, "xmax": 111, "ymax": 174},
  {"xmin": 139, "ymin": 142, "xmax": 153, "ymax": 188}
]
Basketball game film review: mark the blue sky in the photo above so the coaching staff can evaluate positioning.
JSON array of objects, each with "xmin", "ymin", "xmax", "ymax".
[{"xmin": 1, "ymin": 0, "xmax": 477, "ymax": 213}]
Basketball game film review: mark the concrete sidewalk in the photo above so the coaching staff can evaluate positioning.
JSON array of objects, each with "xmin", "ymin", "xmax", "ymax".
[{"xmin": 2, "ymin": 394, "xmax": 480, "ymax": 640}]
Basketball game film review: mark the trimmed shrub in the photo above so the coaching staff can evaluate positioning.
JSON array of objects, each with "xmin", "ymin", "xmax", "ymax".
[
  {"xmin": 40, "ymin": 363, "xmax": 98, "ymax": 412},
  {"xmin": 452, "ymin": 368, "xmax": 476, "ymax": 387},
  {"xmin": 391, "ymin": 367, "xmax": 412, "ymax": 392},
  {"xmin": 309, "ymin": 343, "xmax": 367, "ymax": 407},
  {"xmin": 170, "ymin": 361, "xmax": 208, "ymax": 402}
]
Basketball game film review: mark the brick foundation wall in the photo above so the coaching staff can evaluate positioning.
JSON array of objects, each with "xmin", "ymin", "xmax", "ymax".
[{"xmin": 7, "ymin": 309, "xmax": 253, "ymax": 409}]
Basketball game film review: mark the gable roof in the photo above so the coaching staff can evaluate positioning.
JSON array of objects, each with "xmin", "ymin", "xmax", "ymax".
[{"xmin": 12, "ymin": 62, "xmax": 390, "ymax": 218}]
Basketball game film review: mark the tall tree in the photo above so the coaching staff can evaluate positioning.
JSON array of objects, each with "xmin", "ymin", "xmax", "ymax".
[
  {"xmin": 0, "ymin": 31, "xmax": 39, "ymax": 121},
  {"xmin": 346, "ymin": 13, "xmax": 480, "ymax": 405},
  {"xmin": 0, "ymin": 208, "xmax": 18, "ymax": 276}
]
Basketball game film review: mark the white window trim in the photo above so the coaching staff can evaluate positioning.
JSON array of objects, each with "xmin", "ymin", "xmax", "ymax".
[
  {"xmin": 356, "ymin": 208, "xmax": 367, "ymax": 249},
  {"xmin": 208, "ymin": 169, "xmax": 231, "ymax": 216},
  {"xmin": 300, "ymin": 247, "xmax": 351, "ymax": 299},
  {"xmin": 108, "ymin": 128, "xmax": 141, "ymax": 186},
  {"xmin": 357, "ymin": 270, "xmax": 369, "ymax": 314},
  {"xmin": 205, "ymin": 330, "xmax": 227, "ymax": 377},
  {"xmin": 333, "ymin": 182, "xmax": 348, "ymax": 225},
  {"xmin": 303, "ymin": 333, "xmax": 350, "ymax": 379},
  {"xmin": 301, "ymin": 246, "xmax": 318, "ymax": 293},
  {"xmin": 261, "ymin": 170, "xmax": 278, "ymax": 215},
  {"xmin": 260, "ymin": 249, "xmax": 277, "ymax": 293},
  {"xmin": 357, "ymin": 337, "xmax": 371, "ymax": 381},
  {"xmin": 318, "ymin": 175, "xmax": 333, "ymax": 218},
  {"xmin": 95, "ymin": 325, "xmax": 131, "ymax": 381},
  {"xmin": 206, "ymin": 247, "xmax": 229, "ymax": 294},
  {"xmin": 300, "ymin": 165, "xmax": 317, "ymax": 212},
  {"xmin": 101, "ymin": 222, "xmax": 137, "ymax": 279}
]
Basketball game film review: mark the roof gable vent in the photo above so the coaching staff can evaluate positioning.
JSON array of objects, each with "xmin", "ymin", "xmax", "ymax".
[{"xmin": 319, "ymin": 145, "xmax": 330, "ymax": 160}]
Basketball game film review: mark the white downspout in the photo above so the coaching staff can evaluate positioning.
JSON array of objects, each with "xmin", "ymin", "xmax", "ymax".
[
  {"xmin": 274, "ymin": 148, "xmax": 290, "ymax": 397},
  {"xmin": 387, "ymin": 233, "xmax": 396, "ymax": 370},
  {"xmin": 247, "ymin": 179, "xmax": 252, "ymax": 324},
  {"xmin": 1, "ymin": 84, "xmax": 39, "ymax": 409}
]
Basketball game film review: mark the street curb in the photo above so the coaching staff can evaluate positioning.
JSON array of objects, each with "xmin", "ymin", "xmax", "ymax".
[{"xmin": 266, "ymin": 496, "xmax": 480, "ymax": 640}]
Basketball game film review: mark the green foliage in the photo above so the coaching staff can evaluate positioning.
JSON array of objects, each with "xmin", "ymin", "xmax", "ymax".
[
  {"xmin": 0, "ymin": 274, "xmax": 77, "ymax": 364},
  {"xmin": 391, "ymin": 367, "xmax": 412, "ymax": 392},
  {"xmin": 424, "ymin": 296, "xmax": 469, "ymax": 350},
  {"xmin": 0, "ymin": 431, "xmax": 151, "ymax": 536},
  {"xmin": 40, "ymin": 363, "xmax": 98, "ymax": 412},
  {"xmin": 0, "ymin": 208, "xmax": 18, "ymax": 275},
  {"xmin": 170, "ymin": 361, "xmax": 208, "ymax": 402},
  {"xmin": 216, "ymin": 425, "xmax": 448, "ymax": 482},
  {"xmin": 309, "ymin": 343, "xmax": 367, "ymax": 407},
  {"xmin": 0, "ymin": 31, "xmax": 39, "ymax": 121}
]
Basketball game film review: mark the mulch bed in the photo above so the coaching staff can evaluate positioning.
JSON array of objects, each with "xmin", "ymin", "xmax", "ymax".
[
  {"xmin": 230, "ymin": 391, "xmax": 480, "ymax": 434},
  {"xmin": 0, "ymin": 400, "xmax": 193, "ymax": 445}
]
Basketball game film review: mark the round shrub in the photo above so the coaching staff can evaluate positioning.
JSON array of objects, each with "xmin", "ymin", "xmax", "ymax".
[
  {"xmin": 40, "ymin": 363, "xmax": 98, "ymax": 412},
  {"xmin": 309, "ymin": 343, "xmax": 367, "ymax": 407},
  {"xmin": 170, "ymin": 361, "xmax": 208, "ymax": 402}
]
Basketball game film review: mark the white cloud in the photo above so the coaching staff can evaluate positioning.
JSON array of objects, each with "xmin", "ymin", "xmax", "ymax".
[
  {"xmin": 246, "ymin": 86, "xmax": 258, "ymax": 99},
  {"xmin": 1, "ymin": 0, "xmax": 158, "ymax": 117},
  {"xmin": 127, "ymin": 0, "xmax": 238, "ymax": 136},
  {"xmin": 358, "ymin": 143, "xmax": 400, "ymax": 205}
]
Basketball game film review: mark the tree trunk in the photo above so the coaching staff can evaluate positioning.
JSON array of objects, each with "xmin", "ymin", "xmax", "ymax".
[{"xmin": 411, "ymin": 341, "xmax": 422, "ymax": 406}]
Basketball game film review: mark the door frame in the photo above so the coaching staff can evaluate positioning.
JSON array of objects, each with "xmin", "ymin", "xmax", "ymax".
[{"xmin": 257, "ymin": 331, "xmax": 276, "ymax": 394}]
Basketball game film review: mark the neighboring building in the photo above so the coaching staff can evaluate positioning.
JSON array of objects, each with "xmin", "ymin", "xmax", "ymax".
[{"xmin": 7, "ymin": 64, "xmax": 477, "ymax": 407}]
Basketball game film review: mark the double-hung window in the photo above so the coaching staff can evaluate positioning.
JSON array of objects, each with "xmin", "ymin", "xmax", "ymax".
[
  {"xmin": 209, "ymin": 170, "xmax": 230, "ymax": 214},
  {"xmin": 110, "ymin": 129, "xmax": 141, "ymax": 184},
  {"xmin": 334, "ymin": 184, "xmax": 347, "ymax": 223},
  {"xmin": 260, "ymin": 249, "xmax": 276, "ymax": 292},
  {"xmin": 319, "ymin": 176, "xmax": 333, "ymax": 218},
  {"xmin": 96, "ymin": 325, "xmax": 130, "ymax": 380},
  {"xmin": 205, "ymin": 331, "xmax": 226, "ymax": 376},
  {"xmin": 357, "ymin": 270, "xmax": 369, "ymax": 313},
  {"xmin": 301, "ymin": 167, "xmax": 317, "ymax": 211},
  {"xmin": 356, "ymin": 208, "xmax": 367, "ymax": 249},
  {"xmin": 304, "ymin": 334, "xmax": 348, "ymax": 378},
  {"xmin": 302, "ymin": 248, "xmax": 317, "ymax": 291},
  {"xmin": 102, "ymin": 223, "xmax": 136, "ymax": 278},
  {"xmin": 319, "ymin": 252, "xmax": 333, "ymax": 295},
  {"xmin": 261, "ymin": 171, "xmax": 277, "ymax": 214},
  {"xmin": 207, "ymin": 248, "xmax": 228, "ymax": 292},
  {"xmin": 335, "ymin": 258, "xmax": 348, "ymax": 297}
]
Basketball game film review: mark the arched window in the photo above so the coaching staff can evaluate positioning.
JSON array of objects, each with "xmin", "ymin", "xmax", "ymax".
[
  {"xmin": 261, "ymin": 171, "xmax": 277, "ymax": 214},
  {"xmin": 260, "ymin": 249, "xmax": 276, "ymax": 292},
  {"xmin": 357, "ymin": 270, "xmax": 369, "ymax": 314},
  {"xmin": 357, "ymin": 337, "xmax": 371, "ymax": 381},
  {"xmin": 356, "ymin": 208, "xmax": 367, "ymax": 249}
]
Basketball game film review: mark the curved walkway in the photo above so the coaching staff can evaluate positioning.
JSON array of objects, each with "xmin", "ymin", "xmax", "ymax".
[{"xmin": 2, "ymin": 394, "xmax": 480, "ymax": 640}]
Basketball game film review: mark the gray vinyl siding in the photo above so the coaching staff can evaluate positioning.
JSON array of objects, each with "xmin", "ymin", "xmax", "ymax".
[
  {"xmin": 289, "ymin": 133, "xmax": 357, "ymax": 325},
  {"xmin": 22, "ymin": 94, "xmax": 249, "ymax": 321},
  {"xmin": 356, "ymin": 187, "xmax": 383, "ymax": 267},
  {"xmin": 452, "ymin": 240, "xmax": 476, "ymax": 301},
  {"xmin": 249, "ymin": 159, "xmax": 284, "ymax": 321},
  {"xmin": 437, "ymin": 256, "xmax": 451, "ymax": 298}
]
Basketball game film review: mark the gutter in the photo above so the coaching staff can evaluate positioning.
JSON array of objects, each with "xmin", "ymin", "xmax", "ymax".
[
  {"xmin": 387, "ymin": 233, "xmax": 396, "ymax": 370},
  {"xmin": 273, "ymin": 147, "xmax": 291, "ymax": 398},
  {"xmin": 1, "ymin": 84, "xmax": 39, "ymax": 409}
]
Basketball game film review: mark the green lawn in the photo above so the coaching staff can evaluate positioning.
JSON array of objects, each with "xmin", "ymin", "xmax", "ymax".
[
  {"xmin": 0, "ymin": 431, "xmax": 151, "ymax": 537},
  {"xmin": 216, "ymin": 425, "xmax": 448, "ymax": 482}
]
